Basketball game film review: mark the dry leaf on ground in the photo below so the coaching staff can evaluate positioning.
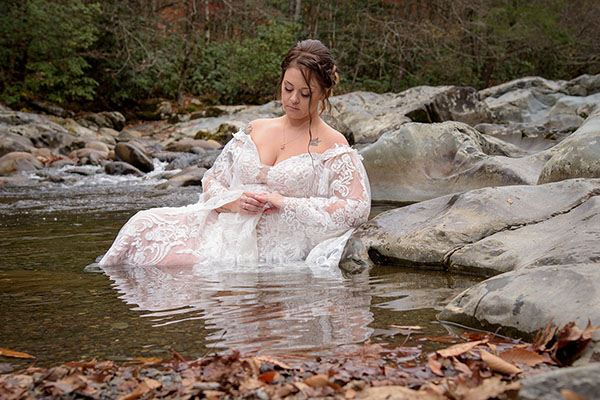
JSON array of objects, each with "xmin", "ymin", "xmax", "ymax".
[
  {"xmin": 0, "ymin": 348, "xmax": 35, "ymax": 359},
  {"xmin": 480, "ymin": 349, "xmax": 522, "ymax": 375}
]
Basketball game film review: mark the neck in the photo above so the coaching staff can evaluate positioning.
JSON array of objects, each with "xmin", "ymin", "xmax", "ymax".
[{"xmin": 285, "ymin": 113, "xmax": 321, "ymax": 130}]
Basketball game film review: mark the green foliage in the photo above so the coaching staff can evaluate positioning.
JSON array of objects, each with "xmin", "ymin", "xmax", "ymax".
[
  {"xmin": 0, "ymin": 0, "xmax": 100, "ymax": 105},
  {"xmin": 189, "ymin": 21, "xmax": 299, "ymax": 104}
]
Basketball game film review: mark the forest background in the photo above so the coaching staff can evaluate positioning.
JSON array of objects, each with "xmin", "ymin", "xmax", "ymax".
[{"xmin": 1, "ymin": 0, "xmax": 599, "ymax": 113}]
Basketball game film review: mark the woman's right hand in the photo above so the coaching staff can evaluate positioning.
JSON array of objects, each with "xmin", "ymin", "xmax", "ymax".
[{"xmin": 216, "ymin": 191, "xmax": 274, "ymax": 215}]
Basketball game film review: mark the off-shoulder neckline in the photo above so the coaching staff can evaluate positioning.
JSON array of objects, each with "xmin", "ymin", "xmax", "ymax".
[{"xmin": 234, "ymin": 129, "xmax": 356, "ymax": 168}]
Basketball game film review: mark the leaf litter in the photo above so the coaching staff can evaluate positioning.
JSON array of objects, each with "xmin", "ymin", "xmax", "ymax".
[{"xmin": 0, "ymin": 320, "xmax": 597, "ymax": 399}]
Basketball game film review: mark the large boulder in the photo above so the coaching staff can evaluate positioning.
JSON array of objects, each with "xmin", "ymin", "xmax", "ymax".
[
  {"xmin": 114, "ymin": 142, "xmax": 154, "ymax": 173},
  {"xmin": 0, "ymin": 152, "xmax": 43, "ymax": 174},
  {"xmin": 359, "ymin": 121, "xmax": 545, "ymax": 203},
  {"xmin": 339, "ymin": 178, "xmax": 600, "ymax": 274},
  {"xmin": 438, "ymin": 263, "xmax": 600, "ymax": 345},
  {"xmin": 538, "ymin": 111, "xmax": 600, "ymax": 184}
]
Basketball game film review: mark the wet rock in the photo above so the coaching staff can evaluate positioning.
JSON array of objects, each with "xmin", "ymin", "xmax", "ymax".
[
  {"xmin": 519, "ymin": 363, "xmax": 600, "ymax": 400},
  {"xmin": 339, "ymin": 178, "xmax": 600, "ymax": 274},
  {"xmin": 538, "ymin": 112, "xmax": 600, "ymax": 184},
  {"xmin": 154, "ymin": 166, "xmax": 207, "ymax": 189},
  {"xmin": 165, "ymin": 150, "xmax": 220, "ymax": 170},
  {"xmin": 165, "ymin": 138, "xmax": 221, "ymax": 153},
  {"xmin": 86, "ymin": 141, "xmax": 110, "ymax": 154},
  {"xmin": 114, "ymin": 142, "xmax": 154, "ymax": 173},
  {"xmin": 439, "ymin": 263, "xmax": 600, "ymax": 344},
  {"xmin": 359, "ymin": 121, "xmax": 545, "ymax": 203},
  {"xmin": 69, "ymin": 148, "xmax": 109, "ymax": 165},
  {"xmin": 0, "ymin": 131, "xmax": 36, "ymax": 156},
  {"xmin": 99, "ymin": 127, "xmax": 120, "ymax": 138},
  {"xmin": 104, "ymin": 161, "xmax": 144, "ymax": 176},
  {"xmin": 116, "ymin": 130, "xmax": 142, "ymax": 142},
  {"xmin": 0, "ymin": 152, "xmax": 43, "ymax": 174}
]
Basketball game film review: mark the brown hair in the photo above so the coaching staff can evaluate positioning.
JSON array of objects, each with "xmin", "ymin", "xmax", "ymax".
[{"xmin": 278, "ymin": 39, "xmax": 339, "ymax": 114}]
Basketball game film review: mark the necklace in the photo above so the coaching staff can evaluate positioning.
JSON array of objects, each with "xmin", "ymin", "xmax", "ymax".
[
  {"xmin": 281, "ymin": 123, "xmax": 306, "ymax": 150},
  {"xmin": 281, "ymin": 121, "xmax": 319, "ymax": 150}
]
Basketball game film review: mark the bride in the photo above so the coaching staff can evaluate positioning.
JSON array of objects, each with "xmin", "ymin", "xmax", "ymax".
[{"xmin": 98, "ymin": 39, "xmax": 371, "ymax": 269}]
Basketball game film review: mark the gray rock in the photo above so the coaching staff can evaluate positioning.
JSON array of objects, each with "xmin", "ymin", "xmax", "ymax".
[
  {"xmin": 0, "ymin": 152, "xmax": 43, "ymax": 174},
  {"xmin": 0, "ymin": 131, "xmax": 36, "ymax": 156},
  {"xmin": 538, "ymin": 112, "xmax": 600, "ymax": 184},
  {"xmin": 562, "ymin": 74, "xmax": 600, "ymax": 97},
  {"xmin": 165, "ymin": 138, "xmax": 221, "ymax": 153},
  {"xmin": 484, "ymin": 88, "xmax": 561, "ymax": 124},
  {"xmin": 154, "ymin": 166, "xmax": 207, "ymax": 189},
  {"xmin": 166, "ymin": 150, "xmax": 220, "ymax": 170},
  {"xmin": 339, "ymin": 178, "xmax": 600, "ymax": 274},
  {"xmin": 103, "ymin": 111, "xmax": 126, "ymax": 131},
  {"xmin": 104, "ymin": 161, "xmax": 144, "ymax": 177},
  {"xmin": 438, "ymin": 263, "xmax": 600, "ymax": 340},
  {"xmin": 479, "ymin": 76, "xmax": 565, "ymax": 100},
  {"xmin": 448, "ymin": 192, "xmax": 600, "ymax": 275},
  {"xmin": 114, "ymin": 142, "xmax": 154, "ymax": 173},
  {"xmin": 359, "ymin": 121, "xmax": 545, "ymax": 203},
  {"xmin": 406, "ymin": 86, "xmax": 492, "ymax": 126},
  {"xmin": 475, "ymin": 123, "xmax": 557, "ymax": 152},
  {"xmin": 519, "ymin": 363, "xmax": 600, "ymax": 400}
]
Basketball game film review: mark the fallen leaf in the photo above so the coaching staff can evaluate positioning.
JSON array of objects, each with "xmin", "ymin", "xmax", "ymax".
[
  {"xmin": 304, "ymin": 374, "xmax": 330, "ymax": 388},
  {"xmin": 345, "ymin": 388, "xmax": 356, "ymax": 398},
  {"xmin": 124, "ymin": 357, "xmax": 163, "ymax": 366},
  {"xmin": 258, "ymin": 371, "xmax": 280, "ymax": 383},
  {"xmin": 436, "ymin": 340, "xmax": 487, "ymax": 358},
  {"xmin": 452, "ymin": 358, "xmax": 472, "ymax": 378},
  {"xmin": 507, "ymin": 199, "xmax": 514, "ymax": 204},
  {"xmin": 0, "ymin": 348, "xmax": 36, "ymax": 359},
  {"xmin": 533, "ymin": 321, "xmax": 557, "ymax": 351},
  {"xmin": 428, "ymin": 355, "xmax": 444, "ymax": 376},
  {"xmin": 455, "ymin": 375, "xmax": 521, "ymax": 400},
  {"xmin": 118, "ymin": 382, "xmax": 151, "ymax": 400},
  {"xmin": 390, "ymin": 325, "xmax": 422, "ymax": 330},
  {"xmin": 561, "ymin": 388, "xmax": 590, "ymax": 400},
  {"xmin": 499, "ymin": 348, "xmax": 545, "ymax": 367},
  {"xmin": 581, "ymin": 320, "xmax": 600, "ymax": 341},
  {"xmin": 480, "ymin": 349, "xmax": 522, "ymax": 375}
]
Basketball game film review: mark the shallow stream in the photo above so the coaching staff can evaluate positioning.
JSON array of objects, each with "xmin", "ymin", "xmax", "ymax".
[{"xmin": 0, "ymin": 168, "xmax": 480, "ymax": 368}]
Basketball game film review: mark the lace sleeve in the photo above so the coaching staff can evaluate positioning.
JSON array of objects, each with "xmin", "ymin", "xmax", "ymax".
[
  {"xmin": 280, "ymin": 149, "xmax": 371, "ymax": 236},
  {"xmin": 201, "ymin": 133, "xmax": 243, "ymax": 200}
]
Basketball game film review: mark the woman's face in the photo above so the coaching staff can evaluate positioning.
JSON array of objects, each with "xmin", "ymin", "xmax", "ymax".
[{"xmin": 281, "ymin": 66, "xmax": 323, "ymax": 120}]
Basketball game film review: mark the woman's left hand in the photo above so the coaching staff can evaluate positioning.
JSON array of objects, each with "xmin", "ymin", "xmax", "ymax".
[{"xmin": 247, "ymin": 192, "xmax": 284, "ymax": 214}]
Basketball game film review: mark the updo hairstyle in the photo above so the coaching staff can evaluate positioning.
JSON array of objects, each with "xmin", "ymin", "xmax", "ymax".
[{"xmin": 278, "ymin": 39, "xmax": 339, "ymax": 114}]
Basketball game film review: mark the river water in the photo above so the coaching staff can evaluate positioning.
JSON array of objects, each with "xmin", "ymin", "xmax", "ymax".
[{"xmin": 0, "ymin": 166, "xmax": 480, "ymax": 368}]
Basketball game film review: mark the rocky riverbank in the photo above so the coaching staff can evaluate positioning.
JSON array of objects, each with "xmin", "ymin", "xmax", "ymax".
[{"xmin": 2, "ymin": 74, "xmax": 600, "ymax": 396}]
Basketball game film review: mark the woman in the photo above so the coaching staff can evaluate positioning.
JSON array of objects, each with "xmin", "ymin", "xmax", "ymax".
[{"xmin": 98, "ymin": 39, "xmax": 370, "ymax": 269}]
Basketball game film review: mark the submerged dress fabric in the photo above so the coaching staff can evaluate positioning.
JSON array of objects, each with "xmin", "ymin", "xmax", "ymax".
[{"xmin": 98, "ymin": 129, "xmax": 371, "ymax": 269}]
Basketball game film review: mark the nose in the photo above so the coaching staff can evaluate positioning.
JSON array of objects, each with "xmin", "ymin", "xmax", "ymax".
[{"xmin": 290, "ymin": 91, "xmax": 300, "ymax": 104}]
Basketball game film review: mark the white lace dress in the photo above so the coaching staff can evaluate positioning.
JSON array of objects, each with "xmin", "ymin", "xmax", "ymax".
[{"xmin": 98, "ymin": 129, "xmax": 371, "ymax": 269}]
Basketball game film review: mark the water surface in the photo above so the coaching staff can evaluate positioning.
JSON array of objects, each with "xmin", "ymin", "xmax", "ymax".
[{"xmin": 0, "ymin": 170, "xmax": 480, "ymax": 368}]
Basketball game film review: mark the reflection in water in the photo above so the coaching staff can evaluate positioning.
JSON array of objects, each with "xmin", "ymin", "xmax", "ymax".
[{"xmin": 101, "ymin": 262, "xmax": 374, "ymax": 355}]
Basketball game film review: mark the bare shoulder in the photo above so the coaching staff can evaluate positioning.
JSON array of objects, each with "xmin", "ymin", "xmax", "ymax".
[{"xmin": 321, "ymin": 124, "xmax": 349, "ymax": 148}]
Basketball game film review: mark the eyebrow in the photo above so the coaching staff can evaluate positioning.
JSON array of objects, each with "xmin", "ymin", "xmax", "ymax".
[{"xmin": 283, "ymin": 80, "xmax": 311, "ymax": 90}]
